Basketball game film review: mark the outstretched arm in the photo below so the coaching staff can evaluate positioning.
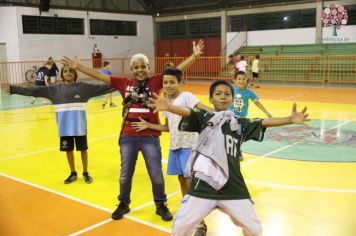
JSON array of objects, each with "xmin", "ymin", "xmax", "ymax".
[
  {"xmin": 262, "ymin": 103, "xmax": 309, "ymax": 127},
  {"xmin": 10, "ymin": 85, "xmax": 50, "ymax": 98},
  {"xmin": 176, "ymin": 40, "xmax": 204, "ymax": 72},
  {"xmin": 131, "ymin": 117, "xmax": 169, "ymax": 132},
  {"xmin": 195, "ymin": 102, "xmax": 214, "ymax": 112},
  {"xmin": 254, "ymin": 101, "xmax": 272, "ymax": 118},
  {"xmin": 148, "ymin": 93, "xmax": 191, "ymax": 117},
  {"xmin": 61, "ymin": 57, "xmax": 110, "ymax": 84}
]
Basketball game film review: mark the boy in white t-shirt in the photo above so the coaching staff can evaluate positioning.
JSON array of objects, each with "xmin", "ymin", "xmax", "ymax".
[
  {"xmin": 235, "ymin": 55, "xmax": 247, "ymax": 73},
  {"xmin": 131, "ymin": 66, "xmax": 212, "ymax": 236},
  {"xmin": 251, "ymin": 54, "xmax": 260, "ymax": 88}
]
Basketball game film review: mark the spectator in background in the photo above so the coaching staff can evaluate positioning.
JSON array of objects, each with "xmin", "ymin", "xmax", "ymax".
[
  {"xmin": 251, "ymin": 54, "xmax": 260, "ymax": 88},
  {"xmin": 31, "ymin": 63, "xmax": 51, "ymax": 105},
  {"xmin": 93, "ymin": 44, "xmax": 100, "ymax": 53},
  {"xmin": 236, "ymin": 55, "xmax": 248, "ymax": 73},
  {"xmin": 233, "ymin": 52, "xmax": 241, "ymax": 74},
  {"xmin": 101, "ymin": 61, "xmax": 116, "ymax": 108},
  {"xmin": 48, "ymin": 57, "xmax": 59, "ymax": 84}
]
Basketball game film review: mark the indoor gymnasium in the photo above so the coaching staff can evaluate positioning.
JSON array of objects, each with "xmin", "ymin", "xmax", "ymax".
[{"xmin": 0, "ymin": 1, "xmax": 356, "ymax": 236}]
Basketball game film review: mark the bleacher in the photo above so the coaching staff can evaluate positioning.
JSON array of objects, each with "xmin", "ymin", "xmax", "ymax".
[
  {"xmin": 236, "ymin": 43, "xmax": 356, "ymax": 83},
  {"xmin": 239, "ymin": 43, "xmax": 356, "ymax": 56}
]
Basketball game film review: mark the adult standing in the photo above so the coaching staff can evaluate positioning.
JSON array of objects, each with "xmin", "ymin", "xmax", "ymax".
[{"xmin": 48, "ymin": 57, "xmax": 59, "ymax": 84}]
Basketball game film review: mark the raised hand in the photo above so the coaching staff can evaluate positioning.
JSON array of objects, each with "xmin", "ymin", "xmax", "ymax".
[
  {"xmin": 61, "ymin": 56, "xmax": 79, "ymax": 69},
  {"xmin": 147, "ymin": 92, "xmax": 170, "ymax": 113},
  {"xmin": 193, "ymin": 39, "xmax": 204, "ymax": 57},
  {"xmin": 131, "ymin": 117, "xmax": 149, "ymax": 132},
  {"xmin": 291, "ymin": 103, "xmax": 309, "ymax": 125}
]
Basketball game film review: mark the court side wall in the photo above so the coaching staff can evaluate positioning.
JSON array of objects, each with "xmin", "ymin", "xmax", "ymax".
[
  {"xmin": 247, "ymin": 28, "xmax": 316, "ymax": 46},
  {"xmin": 0, "ymin": 6, "xmax": 154, "ymax": 61},
  {"xmin": 0, "ymin": 7, "xmax": 21, "ymax": 61}
]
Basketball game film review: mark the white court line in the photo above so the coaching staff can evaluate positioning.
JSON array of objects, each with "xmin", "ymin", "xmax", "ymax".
[
  {"xmin": 0, "ymin": 133, "xmax": 119, "ymax": 161},
  {"xmin": 246, "ymin": 180, "xmax": 356, "ymax": 193},
  {"xmin": 68, "ymin": 219, "xmax": 113, "ymax": 236},
  {"xmin": 130, "ymin": 190, "xmax": 181, "ymax": 213},
  {"xmin": 241, "ymin": 142, "xmax": 300, "ymax": 167},
  {"xmin": 0, "ymin": 173, "xmax": 170, "ymax": 235}
]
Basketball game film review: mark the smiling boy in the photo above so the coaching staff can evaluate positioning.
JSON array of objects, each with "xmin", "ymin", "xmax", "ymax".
[
  {"xmin": 9, "ymin": 65, "xmax": 113, "ymax": 184},
  {"xmin": 148, "ymin": 80, "xmax": 309, "ymax": 236},
  {"xmin": 61, "ymin": 40, "xmax": 205, "ymax": 221}
]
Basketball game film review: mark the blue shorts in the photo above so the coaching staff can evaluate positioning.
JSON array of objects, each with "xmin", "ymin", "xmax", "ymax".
[{"xmin": 167, "ymin": 148, "xmax": 192, "ymax": 178}]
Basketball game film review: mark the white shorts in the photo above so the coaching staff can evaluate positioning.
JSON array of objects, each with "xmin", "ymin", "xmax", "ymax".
[
  {"xmin": 50, "ymin": 76, "xmax": 56, "ymax": 83},
  {"xmin": 172, "ymin": 195, "xmax": 262, "ymax": 236}
]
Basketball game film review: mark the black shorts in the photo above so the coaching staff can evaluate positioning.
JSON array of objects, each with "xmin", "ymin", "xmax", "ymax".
[
  {"xmin": 252, "ymin": 72, "xmax": 259, "ymax": 78},
  {"xmin": 60, "ymin": 136, "xmax": 88, "ymax": 151}
]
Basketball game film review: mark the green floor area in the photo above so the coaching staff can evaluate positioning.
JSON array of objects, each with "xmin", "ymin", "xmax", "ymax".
[{"xmin": 244, "ymin": 120, "xmax": 356, "ymax": 162}]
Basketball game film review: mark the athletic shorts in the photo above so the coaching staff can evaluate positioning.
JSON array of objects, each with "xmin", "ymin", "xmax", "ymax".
[
  {"xmin": 50, "ymin": 76, "xmax": 57, "ymax": 83},
  {"xmin": 252, "ymin": 72, "xmax": 259, "ymax": 78},
  {"xmin": 35, "ymin": 81, "xmax": 46, "ymax": 86},
  {"xmin": 60, "ymin": 136, "xmax": 88, "ymax": 151},
  {"xmin": 167, "ymin": 148, "xmax": 192, "ymax": 178}
]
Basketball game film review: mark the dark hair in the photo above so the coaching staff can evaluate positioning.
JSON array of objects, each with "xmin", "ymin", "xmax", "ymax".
[
  {"xmin": 103, "ymin": 61, "xmax": 110, "ymax": 67},
  {"xmin": 48, "ymin": 57, "xmax": 53, "ymax": 60},
  {"xmin": 209, "ymin": 80, "xmax": 234, "ymax": 98},
  {"xmin": 164, "ymin": 66, "xmax": 182, "ymax": 83},
  {"xmin": 256, "ymin": 54, "xmax": 260, "ymax": 59},
  {"xmin": 233, "ymin": 52, "xmax": 240, "ymax": 56},
  {"xmin": 234, "ymin": 70, "xmax": 246, "ymax": 79},
  {"xmin": 61, "ymin": 66, "xmax": 78, "ymax": 82},
  {"xmin": 241, "ymin": 56, "xmax": 245, "ymax": 60}
]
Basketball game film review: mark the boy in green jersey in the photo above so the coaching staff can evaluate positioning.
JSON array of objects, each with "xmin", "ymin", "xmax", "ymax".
[{"xmin": 148, "ymin": 80, "xmax": 309, "ymax": 236}]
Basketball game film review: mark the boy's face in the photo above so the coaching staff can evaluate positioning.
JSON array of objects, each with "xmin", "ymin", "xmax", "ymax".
[
  {"xmin": 234, "ymin": 54, "xmax": 241, "ymax": 61},
  {"xmin": 131, "ymin": 59, "xmax": 149, "ymax": 81},
  {"xmin": 62, "ymin": 65, "xmax": 76, "ymax": 83},
  {"xmin": 209, "ymin": 84, "xmax": 233, "ymax": 111},
  {"xmin": 163, "ymin": 75, "xmax": 180, "ymax": 98},
  {"xmin": 233, "ymin": 74, "xmax": 248, "ymax": 90}
]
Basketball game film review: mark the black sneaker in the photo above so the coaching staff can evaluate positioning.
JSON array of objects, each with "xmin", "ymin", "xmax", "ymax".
[
  {"xmin": 194, "ymin": 222, "xmax": 207, "ymax": 236},
  {"xmin": 156, "ymin": 204, "xmax": 173, "ymax": 221},
  {"xmin": 83, "ymin": 172, "xmax": 93, "ymax": 184},
  {"xmin": 112, "ymin": 203, "xmax": 130, "ymax": 220},
  {"xmin": 64, "ymin": 172, "xmax": 77, "ymax": 184}
]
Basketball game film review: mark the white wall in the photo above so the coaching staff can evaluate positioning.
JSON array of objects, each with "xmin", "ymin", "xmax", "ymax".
[
  {"xmin": 0, "ymin": 6, "xmax": 155, "ymax": 61},
  {"xmin": 247, "ymin": 28, "xmax": 316, "ymax": 46},
  {"xmin": 322, "ymin": 25, "xmax": 356, "ymax": 44},
  {"xmin": 0, "ymin": 7, "xmax": 20, "ymax": 61}
]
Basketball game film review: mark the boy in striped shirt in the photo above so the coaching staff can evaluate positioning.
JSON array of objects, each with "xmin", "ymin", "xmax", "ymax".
[{"xmin": 10, "ymin": 65, "xmax": 113, "ymax": 184}]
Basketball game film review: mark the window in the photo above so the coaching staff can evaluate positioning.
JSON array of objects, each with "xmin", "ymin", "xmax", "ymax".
[
  {"xmin": 158, "ymin": 17, "xmax": 220, "ymax": 39},
  {"xmin": 22, "ymin": 15, "xmax": 84, "ymax": 34},
  {"xmin": 230, "ymin": 9, "xmax": 316, "ymax": 31},
  {"xmin": 90, "ymin": 19, "xmax": 137, "ymax": 36}
]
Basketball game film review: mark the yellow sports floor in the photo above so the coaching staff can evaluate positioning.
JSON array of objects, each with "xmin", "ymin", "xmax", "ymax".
[{"xmin": 1, "ymin": 83, "xmax": 356, "ymax": 236}]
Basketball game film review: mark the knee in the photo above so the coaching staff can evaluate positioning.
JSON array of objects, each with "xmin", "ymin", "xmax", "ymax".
[
  {"xmin": 171, "ymin": 223, "xmax": 186, "ymax": 236},
  {"xmin": 245, "ymin": 222, "xmax": 262, "ymax": 236}
]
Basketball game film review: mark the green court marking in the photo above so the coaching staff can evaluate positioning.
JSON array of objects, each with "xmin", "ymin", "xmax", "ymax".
[{"xmin": 244, "ymin": 120, "xmax": 356, "ymax": 162}]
